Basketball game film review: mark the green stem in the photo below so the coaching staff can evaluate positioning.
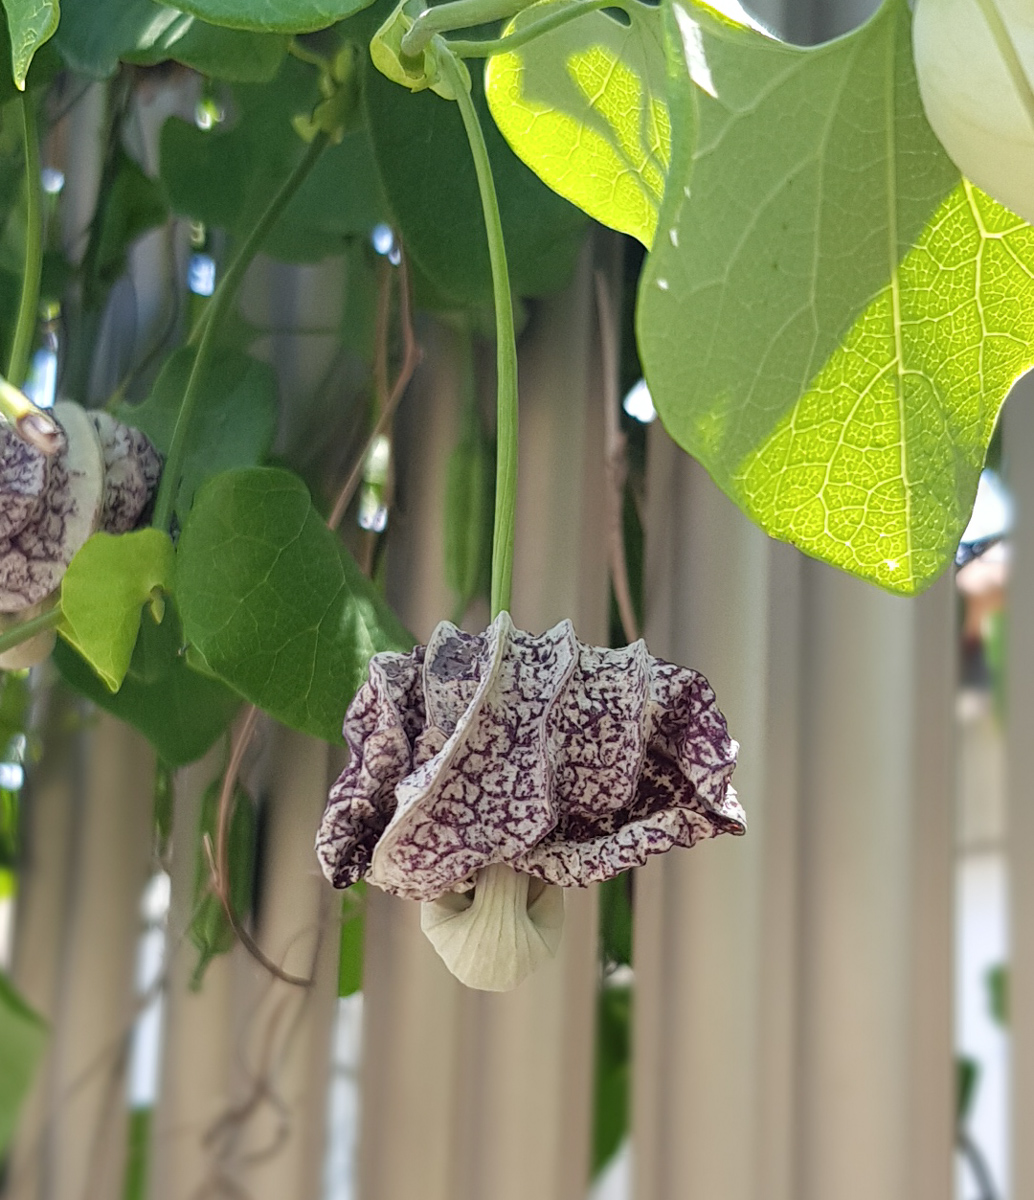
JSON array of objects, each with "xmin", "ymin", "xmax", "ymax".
[
  {"xmin": 152, "ymin": 133, "xmax": 329, "ymax": 532},
  {"xmin": 0, "ymin": 607, "xmax": 61, "ymax": 657},
  {"xmin": 450, "ymin": 0, "xmax": 628, "ymax": 56},
  {"xmin": 8, "ymin": 95, "xmax": 43, "ymax": 388},
  {"xmin": 439, "ymin": 47, "xmax": 519, "ymax": 619},
  {"xmin": 402, "ymin": 0, "xmax": 532, "ymax": 55}
]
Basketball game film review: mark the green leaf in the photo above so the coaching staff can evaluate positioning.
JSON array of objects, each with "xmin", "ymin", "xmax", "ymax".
[
  {"xmin": 176, "ymin": 467, "xmax": 413, "ymax": 742},
  {"xmin": 638, "ymin": 0, "xmax": 1034, "ymax": 595},
  {"xmin": 0, "ymin": 971, "xmax": 47, "ymax": 1156},
  {"xmin": 55, "ymin": 0, "xmax": 286, "ymax": 79},
  {"xmin": 956, "ymin": 1056, "xmax": 979, "ymax": 1125},
  {"xmin": 362, "ymin": 12, "xmax": 588, "ymax": 307},
  {"xmin": 1, "ymin": 0, "xmax": 58, "ymax": 89},
  {"xmin": 121, "ymin": 1107, "xmax": 152, "ymax": 1200},
  {"xmin": 59, "ymin": 530, "xmax": 175, "ymax": 693},
  {"xmin": 988, "ymin": 963, "xmax": 1008, "ymax": 1027},
  {"xmin": 119, "ymin": 348, "xmax": 278, "ymax": 520},
  {"xmin": 485, "ymin": 0, "xmax": 669, "ymax": 246},
  {"xmin": 94, "ymin": 149, "xmax": 168, "ymax": 292},
  {"xmin": 176, "ymin": 0, "xmax": 373, "ymax": 33},
  {"xmin": 158, "ymin": 56, "xmax": 389, "ymax": 262},
  {"xmin": 338, "ymin": 879, "xmax": 365, "ymax": 996},
  {"xmin": 598, "ymin": 873, "xmax": 632, "ymax": 967},
  {"xmin": 189, "ymin": 778, "xmax": 257, "ymax": 988},
  {"xmin": 592, "ymin": 984, "xmax": 630, "ymax": 1176},
  {"xmin": 53, "ymin": 608, "xmax": 240, "ymax": 768}
]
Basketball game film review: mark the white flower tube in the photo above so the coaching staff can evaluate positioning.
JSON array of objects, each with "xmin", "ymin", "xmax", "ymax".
[{"xmin": 913, "ymin": 0, "xmax": 1034, "ymax": 224}]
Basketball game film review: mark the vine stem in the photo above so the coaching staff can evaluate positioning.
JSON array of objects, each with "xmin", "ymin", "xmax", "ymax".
[
  {"xmin": 439, "ymin": 47, "xmax": 519, "ymax": 619},
  {"xmin": 0, "ymin": 606, "xmax": 61, "ymax": 656},
  {"xmin": 8, "ymin": 94, "xmax": 43, "ymax": 388},
  {"xmin": 449, "ymin": 0, "xmax": 630, "ymax": 57},
  {"xmin": 152, "ymin": 133, "xmax": 329, "ymax": 532}
]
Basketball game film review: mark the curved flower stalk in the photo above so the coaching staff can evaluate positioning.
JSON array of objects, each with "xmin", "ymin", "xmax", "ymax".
[
  {"xmin": 0, "ymin": 401, "xmax": 162, "ymax": 667},
  {"xmin": 913, "ymin": 0, "xmax": 1034, "ymax": 224},
  {"xmin": 317, "ymin": 613, "xmax": 744, "ymax": 990}
]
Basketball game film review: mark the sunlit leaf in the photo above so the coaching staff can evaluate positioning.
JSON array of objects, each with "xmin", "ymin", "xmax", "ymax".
[
  {"xmin": 59, "ymin": 529, "xmax": 174, "ymax": 692},
  {"xmin": 176, "ymin": 468, "xmax": 413, "ymax": 742},
  {"xmin": 1, "ymin": 0, "xmax": 57, "ymax": 89},
  {"xmin": 486, "ymin": 0, "xmax": 669, "ymax": 246},
  {"xmin": 176, "ymin": 0, "xmax": 373, "ymax": 33},
  {"xmin": 0, "ymin": 971, "xmax": 46, "ymax": 1155},
  {"xmin": 638, "ymin": 0, "xmax": 1034, "ymax": 594}
]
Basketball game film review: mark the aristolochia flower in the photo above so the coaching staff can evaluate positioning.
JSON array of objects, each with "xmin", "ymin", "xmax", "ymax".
[
  {"xmin": 316, "ymin": 612, "xmax": 744, "ymax": 991},
  {"xmin": 913, "ymin": 0, "xmax": 1034, "ymax": 224},
  {"xmin": 0, "ymin": 402, "xmax": 162, "ymax": 667}
]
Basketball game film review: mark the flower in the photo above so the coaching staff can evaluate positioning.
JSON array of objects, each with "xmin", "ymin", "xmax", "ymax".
[
  {"xmin": 913, "ymin": 0, "xmax": 1034, "ymax": 224},
  {"xmin": 316, "ymin": 612, "xmax": 744, "ymax": 990},
  {"xmin": 0, "ymin": 401, "xmax": 162, "ymax": 668}
]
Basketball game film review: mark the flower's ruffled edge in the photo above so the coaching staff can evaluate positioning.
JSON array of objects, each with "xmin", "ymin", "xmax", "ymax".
[
  {"xmin": 317, "ymin": 613, "xmax": 744, "ymax": 901},
  {"xmin": 367, "ymin": 614, "xmax": 579, "ymax": 900}
]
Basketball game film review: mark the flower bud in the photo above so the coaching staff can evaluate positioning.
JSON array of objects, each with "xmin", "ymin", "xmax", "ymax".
[{"xmin": 913, "ymin": 0, "xmax": 1034, "ymax": 224}]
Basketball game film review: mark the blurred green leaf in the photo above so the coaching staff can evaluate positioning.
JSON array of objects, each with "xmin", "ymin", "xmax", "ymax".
[
  {"xmin": 362, "ymin": 6, "xmax": 587, "ymax": 308},
  {"xmin": 639, "ymin": 0, "xmax": 1034, "ymax": 594},
  {"xmin": 444, "ymin": 429, "xmax": 493, "ymax": 616},
  {"xmin": 159, "ymin": 55, "xmax": 388, "ymax": 262},
  {"xmin": 59, "ymin": 530, "xmax": 175, "ymax": 692},
  {"xmin": 338, "ymin": 879, "xmax": 365, "ymax": 996},
  {"xmin": 957, "ymin": 1055, "xmax": 979, "ymax": 1125},
  {"xmin": 189, "ymin": 778, "xmax": 257, "ymax": 988},
  {"xmin": 0, "ymin": 0, "xmax": 57, "ymax": 89},
  {"xmin": 118, "ymin": 347, "xmax": 278, "ymax": 521},
  {"xmin": 988, "ymin": 964, "xmax": 1008, "ymax": 1027},
  {"xmin": 54, "ymin": 607, "xmax": 240, "ymax": 767},
  {"xmin": 0, "ymin": 971, "xmax": 47, "ymax": 1156},
  {"xmin": 94, "ymin": 148, "xmax": 168, "ymax": 292},
  {"xmin": 598, "ymin": 873, "xmax": 632, "ymax": 968},
  {"xmin": 592, "ymin": 984, "xmax": 630, "ymax": 1176},
  {"xmin": 176, "ymin": 467, "xmax": 413, "ymax": 742},
  {"xmin": 177, "ymin": 0, "xmax": 373, "ymax": 33},
  {"xmin": 122, "ymin": 1107, "xmax": 152, "ymax": 1200},
  {"xmin": 56, "ymin": 0, "xmax": 286, "ymax": 80},
  {"xmin": 486, "ymin": 0, "xmax": 668, "ymax": 246}
]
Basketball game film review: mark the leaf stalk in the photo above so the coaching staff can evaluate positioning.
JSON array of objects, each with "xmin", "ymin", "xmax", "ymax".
[{"xmin": 8, "ymin": 94, "xmax": 43, "ymax": 388}]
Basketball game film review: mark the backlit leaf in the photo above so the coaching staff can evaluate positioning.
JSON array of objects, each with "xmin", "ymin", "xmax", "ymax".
[
  {"xmin": 486, "ymin": 0, "xmax": 669, "ymax": 246},
  {"xmin": 59, "ymin": 529, "xmax": 175, "ymax": 692},
  {"xmin": 1, "ymin": 0, "xmax": 57, "ymax": 88},
  {"xmin": 638, "ymin": 0, "xmax": 1034, "ymax": 594}
]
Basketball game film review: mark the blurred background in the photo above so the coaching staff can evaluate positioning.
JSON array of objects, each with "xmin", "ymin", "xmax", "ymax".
[{"xmin": 0, "ymin": 0, "xmax": 1024, "ymax": 1196}]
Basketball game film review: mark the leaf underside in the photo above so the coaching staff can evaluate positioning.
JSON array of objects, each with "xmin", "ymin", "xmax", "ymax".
[{"xmin": 637, "ymin": 0, "xmax": 1034, "ymax": 594}]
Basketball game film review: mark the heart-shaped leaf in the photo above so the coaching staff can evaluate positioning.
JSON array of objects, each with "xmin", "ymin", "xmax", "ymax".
[
  {"xmin": 176, "ymin": 467, "xmax": 413, "ymax": 742},
  {"xmin": 638, "ymin": 0, "xmax": 1034, "ymax": 594}
]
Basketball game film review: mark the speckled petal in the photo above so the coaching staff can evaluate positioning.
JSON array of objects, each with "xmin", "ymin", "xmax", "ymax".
[
  {"xmin": 0, "ymin": 403, "xmax": 104, "ymax": 613},
  {"xmin": 513, "ymin": 655, "xmax": 743, "ymax": 885},
  {"xmin": 367, "ymin": 613, "xmax": 578, "ymax": 901},
  {"xmin": 316, "ymin": 646, "xmax": 425, "ymax": 888},
  {"xmin": 0, "ymin": 428, "xmax": 49, "ymax": 540},
  {"xmin": 91, "ymin": 411, "xmax": 163, "ymax": 534}
]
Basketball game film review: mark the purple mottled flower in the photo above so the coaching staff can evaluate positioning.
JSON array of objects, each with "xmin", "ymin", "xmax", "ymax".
[{"xmin": 316, "ymin": 612, "xmax": 743, "ymax": 989}]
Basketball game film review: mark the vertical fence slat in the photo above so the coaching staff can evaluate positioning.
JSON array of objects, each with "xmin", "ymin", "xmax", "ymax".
[
  {"xmin": 633, "ymin": 440, "xmax": 771, "ymax": 1200},
  {"xmin": 1007, "ymin": 373, "xmax": 1034, "ymax": 1200}
]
